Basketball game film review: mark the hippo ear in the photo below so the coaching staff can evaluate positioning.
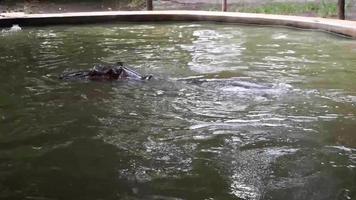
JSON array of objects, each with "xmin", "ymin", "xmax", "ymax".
[{"xmin": 116, "ymin": 61, "xmax": 124, "ymax": 66}]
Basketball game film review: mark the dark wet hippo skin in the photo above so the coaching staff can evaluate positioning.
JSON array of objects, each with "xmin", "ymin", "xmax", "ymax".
[{"xmin": 60, "ymin": 62, "xmax": 153, "ymax": 81}]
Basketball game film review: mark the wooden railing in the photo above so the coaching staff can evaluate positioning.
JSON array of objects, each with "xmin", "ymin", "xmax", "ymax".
[{"xmin": 145, "ymin": 0, "xmax": 346, "ymax": 20}]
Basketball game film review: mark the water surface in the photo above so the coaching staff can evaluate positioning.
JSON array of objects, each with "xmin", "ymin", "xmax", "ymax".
[{"xmin": 1, "ymin": 23, "xmax": 356, "ymax": 200}]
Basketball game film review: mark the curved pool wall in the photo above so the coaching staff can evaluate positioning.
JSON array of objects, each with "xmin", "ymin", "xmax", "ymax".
[
  {"xmin": 1, "ymin": 20, "xmax": 356, "ymax": 200},
  {"xmin": 1, "ymin": 10, "xmax": 356, "ymax": 38}
]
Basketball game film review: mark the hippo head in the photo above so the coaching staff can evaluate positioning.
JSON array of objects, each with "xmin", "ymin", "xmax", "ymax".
[{"xmin": 60, "ymin": 61, "xmax": 152, "ymax": 81}]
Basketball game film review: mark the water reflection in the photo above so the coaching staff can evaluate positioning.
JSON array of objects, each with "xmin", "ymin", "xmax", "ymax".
[
  {"xmin": 1, "ymin": 23, "xmax": 356, "ymax": 200},
  {"xmin": 181, "ymin": 28, "xmax": 246, "ymax": 73}
]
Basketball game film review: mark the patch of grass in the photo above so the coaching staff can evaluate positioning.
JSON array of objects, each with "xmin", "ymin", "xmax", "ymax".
[
  {"xmin": 127, "ymin": 0, "xmax": 146, "ymax": 8},
  {"xmin": 235, "ymin": 1, "xmax": 337, "ymax": 18}
]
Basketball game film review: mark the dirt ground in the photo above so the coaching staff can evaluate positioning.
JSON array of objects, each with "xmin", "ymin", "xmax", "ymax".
[{"xmin": 155, "ymin": 0, "xmax": 355, "ymax": 19}]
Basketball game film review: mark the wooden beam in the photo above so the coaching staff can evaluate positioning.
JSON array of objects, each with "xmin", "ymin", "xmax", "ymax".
[
  {"xmin": 338, "ymin": 0, "xmax": 345, "ymax": 20},
  {"xmin": 222, "ymin": 0, "xmax": 227, "ymax": 12},
  {"xmin": 147, "ymin": 0, "xmax": 153, "ymax": 11}
]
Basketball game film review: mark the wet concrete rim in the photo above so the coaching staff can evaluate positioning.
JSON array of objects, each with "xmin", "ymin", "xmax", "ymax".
[{"xmin": 1, "ymin": 10, "xmax": 356, "ymax": 38}]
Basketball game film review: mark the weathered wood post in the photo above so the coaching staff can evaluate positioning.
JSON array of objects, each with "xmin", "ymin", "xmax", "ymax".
[
  {"xmin": 338, "ymin": 0, "xmax": 345, "ymax": 20},
  {"xmin": 222, "ymin": 0, "xmax": 227, "ymax": 12},
  {"xmin": 147, "ymin": 0, "xmax": 153, "ymax": 10}
]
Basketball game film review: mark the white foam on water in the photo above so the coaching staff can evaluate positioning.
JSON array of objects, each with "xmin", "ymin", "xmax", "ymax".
[{"xmin": 2, "ymin": 24, "xmax": 22, "ymax": 34}]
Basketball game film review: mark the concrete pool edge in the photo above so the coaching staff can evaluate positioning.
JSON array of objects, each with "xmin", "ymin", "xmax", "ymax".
[{"xmin": 1, "ymin": 10, "xmax": 356, "ymax": 38}]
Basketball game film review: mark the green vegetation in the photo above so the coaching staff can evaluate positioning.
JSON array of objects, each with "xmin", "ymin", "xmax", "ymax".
[
  {"xmin": 235, "ymin": 2, "xmax": 337, "ymax": 18},
  {"xmin": 127, "ymin": 0, "xmax": 145, "ymax": 8}
]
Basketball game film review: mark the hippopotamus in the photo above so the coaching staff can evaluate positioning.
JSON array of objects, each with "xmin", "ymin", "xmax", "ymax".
[{"xmin": 59, "ymin": 62, "xmax": 152, "ymax": 81}]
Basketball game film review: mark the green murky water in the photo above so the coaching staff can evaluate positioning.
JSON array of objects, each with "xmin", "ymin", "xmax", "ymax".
[{"xmin": 1, "ymin": 23, "xmax": 356, "ymax": 200}]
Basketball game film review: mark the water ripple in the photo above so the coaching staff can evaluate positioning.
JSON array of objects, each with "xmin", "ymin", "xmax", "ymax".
[{"xmin": 1, "ymin": 23, "xmax": 356, "ymax": 200}]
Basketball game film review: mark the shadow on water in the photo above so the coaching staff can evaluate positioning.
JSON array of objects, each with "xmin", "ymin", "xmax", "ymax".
[
  {"xmin": 1, "ymin": 139, "xmax": 135, "ymax": 199},
  {"xmin": 1, "ymin": 23, "xmax": 356, "ymax": 199}
]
